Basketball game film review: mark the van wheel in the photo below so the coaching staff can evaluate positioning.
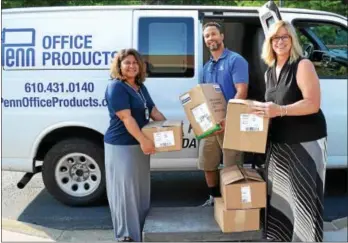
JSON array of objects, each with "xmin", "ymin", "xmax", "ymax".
[{"xmin": 42, "ymin": 138, "xmax": 106, "ymax": 206}]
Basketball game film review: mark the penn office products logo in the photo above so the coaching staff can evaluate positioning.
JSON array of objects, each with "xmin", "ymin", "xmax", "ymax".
[
  {"xmin": 1, "ymin": 28, "xmax": 36, "ymax": 67},
  {"xmin": 1, "ymin": 27, "xmax": 117, "ymax": 69}
]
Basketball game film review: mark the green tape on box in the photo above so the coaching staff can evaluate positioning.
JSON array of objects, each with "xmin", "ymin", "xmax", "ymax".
[{"xmin": 196, "ymin": 124, "xmax": 221, "ymax": 140}]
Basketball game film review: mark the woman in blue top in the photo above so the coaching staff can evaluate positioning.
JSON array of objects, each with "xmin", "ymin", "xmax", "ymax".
[{"xmin": 104, "ymin": 48, "xmax": 166, "ymax": 242}]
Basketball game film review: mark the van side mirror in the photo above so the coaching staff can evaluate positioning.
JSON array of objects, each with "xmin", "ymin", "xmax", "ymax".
[{"xmin": 303, "ymin": 43, "xmax": 314, "ymax": 59}]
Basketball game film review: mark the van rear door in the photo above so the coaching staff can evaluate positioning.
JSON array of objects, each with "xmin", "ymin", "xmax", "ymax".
[
  {"xmin": 258, "ymin": 0, "xmax": 282, "ymax": 36},
  {"xmin": 132, "ymin": 10, "xmax": 201, "ymax": 170}
]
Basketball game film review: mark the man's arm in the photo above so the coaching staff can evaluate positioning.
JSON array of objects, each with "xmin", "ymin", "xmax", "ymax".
[
  {"xmin": 231, "ymin": 55, "xmax": 249, "ymax": 99},
  {"xmin": 215, "ymin": 82, "xmax": 248, "ymax": 134},
  {"xmin": 234, "ymin": 83, "xmax": 248, "ymax": 99},
  {"xmin": 214, "ymin": 56, "xmax": 249, "ymax": 134}
]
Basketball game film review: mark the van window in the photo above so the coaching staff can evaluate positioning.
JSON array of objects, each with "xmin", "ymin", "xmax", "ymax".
[
  {"xmin": 138, "ymin": 17, "xmax": 194, "ymax": 78},
  {"xmin": 294, "ymin": 21, "xmax": 347, "ymax": 79}
]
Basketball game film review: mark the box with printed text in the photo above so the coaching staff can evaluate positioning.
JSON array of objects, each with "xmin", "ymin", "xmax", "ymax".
[
  {"xmin": 142, "ymin": 120, "xmax": 183, "ymax": 152},
  {"xmin": 223, "ymin": 99, "xmax": 269, "ymax": 153},
  {"xmin": 219, "ymin": 165, "xmax": 266, "ymax": 210},
  {"xmin": 179, "ymin": 84, "xmax": 226, "ymax": 140}
]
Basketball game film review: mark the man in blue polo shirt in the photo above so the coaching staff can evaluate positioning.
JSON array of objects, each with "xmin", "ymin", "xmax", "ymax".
[{"xmin": 199, "ymin": 22, "xmax": 249, "ymax": 206}]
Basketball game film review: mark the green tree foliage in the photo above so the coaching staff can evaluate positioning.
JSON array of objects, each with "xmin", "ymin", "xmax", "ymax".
[{"xmin": 2, "ymin": 0, "xmax": 347, "ymax": 17}]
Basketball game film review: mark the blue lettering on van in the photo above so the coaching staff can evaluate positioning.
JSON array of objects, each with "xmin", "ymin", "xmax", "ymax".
[
  {"xmin": 42, "ymin": 51, "xmax": 116, "ymax": 66},
  {"xmin": 1, "ymin": 96, "xmax": 108, "ymax": 108},
  {"xmin": 24, "ymin": 82, "xmax": 95, "ymax": 93},
  {"xmin": 2, "ymin": 28, "xmax": 117, "ymax": 68},
  {"xmin": 1, "ymin": 28, "xmax": 36, "ymax": 67},
  {"xmin": 42, "ymin": 35, "xmax": 92, "ymax": 49},
  {"xmin": 3, "ymin": 47, "xmax": 35, "ymax": 67}
]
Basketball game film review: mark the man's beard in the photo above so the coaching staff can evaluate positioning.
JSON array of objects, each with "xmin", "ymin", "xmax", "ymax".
[{"xmin": 209, "ymin": 42, "xmax": 221, "ymax": 51}]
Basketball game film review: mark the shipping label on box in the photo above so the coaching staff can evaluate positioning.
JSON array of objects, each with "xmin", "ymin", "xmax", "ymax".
[
  {"xmin": 153, "ymin": 130, "xmax": 175, "ymax": 148},
  {"xmin": 180, "ymin": 93, "xmax": 192, "ymax": 106},
  {"xmin": 223, "ymin": 99, "xmax": 269, "ymax": 153},
  {"xmin": 220, "ymin": 165, "xmax": 266, "ymax": 210},
  {"xmin": 179, "ymin": 84, "xmax": 226, "ymax": 140},
  {"xmin": 191, "ymin": 103, "xmax": 214, "ymax": 132},
  {"xmin": 240, "ymin": 114, "xmax": 264, "ymax": 132},
  {"xmin": 241, "ymin": 185, "xmax": 252, "ymax": 204},
  {"xmin": 142, "ymin": 120, "xmax": 183, "ymax": 152}
]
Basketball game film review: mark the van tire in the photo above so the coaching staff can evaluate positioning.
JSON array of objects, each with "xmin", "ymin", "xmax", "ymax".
[{"xmin": 42, "ymin": 138, "xmax": 106, "ymax": 206}]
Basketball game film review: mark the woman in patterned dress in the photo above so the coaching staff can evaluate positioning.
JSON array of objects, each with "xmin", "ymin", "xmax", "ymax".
[{"xmin": 251, "ymin": 20, "xmax": 328, "ymax": 242}]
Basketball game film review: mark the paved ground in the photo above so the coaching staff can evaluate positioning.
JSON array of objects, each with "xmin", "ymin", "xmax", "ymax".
[
  {"xmin": 2, "ymin": 217, "xmax": 347, "ymax": 242},
  {"xmin": 1, "ymin": 169, "xmax": 347, "ymax": 241}
]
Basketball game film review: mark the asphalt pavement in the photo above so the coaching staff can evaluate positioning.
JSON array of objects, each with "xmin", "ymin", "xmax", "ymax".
[{"xmin": 1, "ymin": 169, "xmax": 347, "ymax": 241}]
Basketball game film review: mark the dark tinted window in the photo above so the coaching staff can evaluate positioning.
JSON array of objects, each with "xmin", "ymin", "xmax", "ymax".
[
  {"xmin": 294, "ymin": 21, "xmax": 347, "ymax": 79},
  {"xmin": 138, "ymin": 17, "xmax": 194, "ymax": 77}
]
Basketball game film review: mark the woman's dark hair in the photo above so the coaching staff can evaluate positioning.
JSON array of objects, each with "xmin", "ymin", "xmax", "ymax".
[{"xmin": 110, "ymin": 48, "xmax": 146, "ymax": 85}]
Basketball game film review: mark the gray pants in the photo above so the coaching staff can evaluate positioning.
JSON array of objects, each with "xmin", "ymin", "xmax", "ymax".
[{"xmin": 104, "ymin": 143, "xmax": 151, "ymax": 242}]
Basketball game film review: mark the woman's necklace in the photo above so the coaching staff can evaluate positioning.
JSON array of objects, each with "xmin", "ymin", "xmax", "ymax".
[
  {"xmin": 124, "ymin": 81, "xmax": 150, "ymax": 120},
  {"xmin": 125, "ymin": 81, "xmax": 139, "ymax": 91}
]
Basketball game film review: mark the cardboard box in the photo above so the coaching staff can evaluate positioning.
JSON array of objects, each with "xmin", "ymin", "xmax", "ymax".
[
  {"xmin": 214, "ymin": 197, "xmax": 260, "ymax": 233},
  {"xmin": 179, "ymin": 84, "xmax": 226, "ymax": 140},
  {"xmin": 220, "ymin": 165, "xmax": 266, "ymax": 210},
  {"xmin": 142, "ymin": 120, "xmax": 183, "ymax": 152},
  {"xmin": 223, "ymin": 99, "xmax": 269, "ymax": 153}
]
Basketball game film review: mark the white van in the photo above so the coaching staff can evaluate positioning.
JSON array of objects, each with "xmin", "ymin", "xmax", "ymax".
[{"xmin": 2, "ymin": 1, "xmax": 347, "ymax": 206}]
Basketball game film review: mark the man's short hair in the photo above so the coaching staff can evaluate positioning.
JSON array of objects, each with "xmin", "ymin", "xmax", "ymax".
[{"xmin": 203, "ymin": 22, "xmax": 223, "ymax": 33}]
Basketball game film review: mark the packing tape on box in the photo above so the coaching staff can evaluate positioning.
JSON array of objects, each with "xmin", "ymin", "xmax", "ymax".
[
  {"xmin": 234, "ymin": 210, "xmax": 246, "ymax": 232},
  {"xmin": 155, "ymin": 126, "xmax": 163, "ymax": 131}
]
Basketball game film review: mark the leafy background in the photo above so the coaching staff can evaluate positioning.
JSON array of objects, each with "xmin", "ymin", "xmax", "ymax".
[
  {"xmin": 2, "ymin": 0, "xmax": 348, "ymax": 17},
  {"xmin": 3, "ymin": 0, "xmax": 347, "ymax": 78}
]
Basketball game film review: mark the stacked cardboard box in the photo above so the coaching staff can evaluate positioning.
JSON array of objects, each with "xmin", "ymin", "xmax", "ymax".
[
  {"xmin": 214, "ymin": 165, "xmax": 266, "ymax": 233},
  {"xmin": 223, "ymin": 99, "xmax": 270, "ymax": 153},
  {"xmin": 179, "ymin": 84, "xmax": 226, "ymax": 140},
  {"xmin": 142, "ymin": 120, "xmax": 183, "ymax": 152}
]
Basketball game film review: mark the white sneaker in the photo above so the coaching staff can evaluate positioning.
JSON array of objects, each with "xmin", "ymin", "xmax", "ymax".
[{"xmin": 200, "ymin": 195, "xmax": 214, "ymax": 207}]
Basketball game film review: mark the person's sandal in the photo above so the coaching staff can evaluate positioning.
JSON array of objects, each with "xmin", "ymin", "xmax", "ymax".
[{"xmin": 119, "ymin": 237, "xmax": 134, "ymax": 242}]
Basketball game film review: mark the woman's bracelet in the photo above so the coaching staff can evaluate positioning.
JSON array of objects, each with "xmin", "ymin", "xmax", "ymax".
[
  {"xmin": 279, "ymin": 105, "xmax": 288, "ymax": 117},
  {"xmin": 279, "ymin": 105, "xmax": 283, "ymax": 117},
  {"xmin": 281, "ymin": 105, "xmax": 288, "ymax": 117}
]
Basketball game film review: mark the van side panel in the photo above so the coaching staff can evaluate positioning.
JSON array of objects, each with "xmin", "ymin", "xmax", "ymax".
[{"xmin": 2, "ymin": 10, "xmax": 133, "ymax": 171}]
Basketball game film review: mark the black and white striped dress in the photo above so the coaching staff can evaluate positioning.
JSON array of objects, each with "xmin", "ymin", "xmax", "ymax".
[
  {"xmin": 264, "ymin": 57, "xmax": 328, "ymax": 242},
  {"xmin": 265, "ymin": 138, "xmax": 327, "ymax": 242}
]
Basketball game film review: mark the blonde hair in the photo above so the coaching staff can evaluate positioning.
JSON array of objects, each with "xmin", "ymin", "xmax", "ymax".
[
  {"xmin": 110, "ymin": 48, "xmax": 146, "ymax": 85},
  {"xmin": 261, "ymin": 20, "xmax": 303, "ymax": 67}
]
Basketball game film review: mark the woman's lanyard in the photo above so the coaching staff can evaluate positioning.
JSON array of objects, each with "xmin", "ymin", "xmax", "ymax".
[{"xmin": 125, "ymin": 82, "xmax": 150, "ymax": 120}]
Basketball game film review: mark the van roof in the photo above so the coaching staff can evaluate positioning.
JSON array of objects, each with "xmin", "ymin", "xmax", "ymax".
[{"xmin": 2, "ymin": 5, "xmax": 347, "ymax": 21}]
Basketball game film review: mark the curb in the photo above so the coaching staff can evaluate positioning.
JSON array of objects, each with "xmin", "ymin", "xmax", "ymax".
[
  {"xmin": 324, "ymin": 221, "xmax": 338, "ymax": 231},
  {"xmin": 1, "ymin": 218, "xmax": 62, "ymax": 240},
  {"xmin": 2, "ymin": 229, "xmax": 56, "ymax": 242},
  {"xmin": 1, "ymin": 218, "xmax": 115, "ymax": 242},
  {"xmin": 332, "ymin": 217, "xmax": 348, "ymax": 230}
]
